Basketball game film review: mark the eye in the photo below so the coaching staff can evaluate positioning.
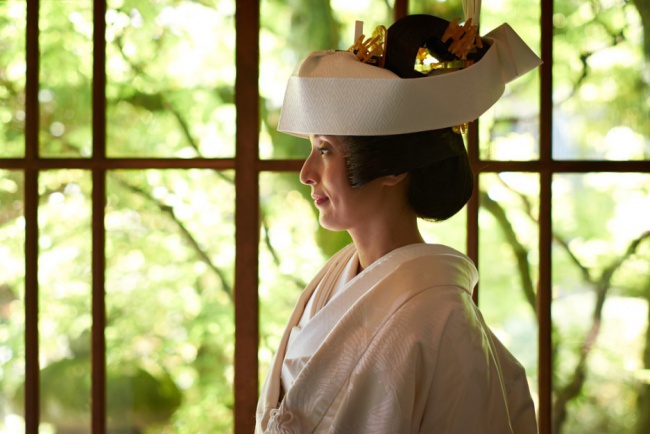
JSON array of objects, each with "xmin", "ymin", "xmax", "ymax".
[{"xmin": 317, "ymin": 145, "xmax": 331, "ymax": 155}]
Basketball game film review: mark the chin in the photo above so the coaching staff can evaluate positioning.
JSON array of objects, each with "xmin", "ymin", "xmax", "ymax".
[{"xmin": 318, "ymin": 216, "xmax": 347, "ymax": 232}]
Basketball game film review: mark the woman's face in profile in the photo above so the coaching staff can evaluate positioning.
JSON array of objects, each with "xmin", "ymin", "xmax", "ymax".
[{"xmin": 300, "ymin": 135, "xmax": 388, "ymax": 232}]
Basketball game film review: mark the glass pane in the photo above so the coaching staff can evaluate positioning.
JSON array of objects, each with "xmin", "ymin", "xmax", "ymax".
[
  {"xmin": 106, "ymin": 0, "xmax": 235, "ymax": 158},
  {"xmin": 0, "ymin": 1, "xmax": 26, "ymax": 158},
  {"xmin": 38, "ymin": 170, "xmax": 92, "ymax": 432},
  {"xmin": 39, "ymin": 1, "xmax": 93, "ymax": 158},
  {"xmin": 553, "ymin": 1, "xmax": 648, "ymax": 160},
  {"xmin": 418, "ymin": 207, "xmax": 466, "ymax": 253},
  {"xmin": 258, "ymin": 172, "xmax": 334, "ymax": 382},
  {"xmin": 0, "ymin": 170, "xmax": 25, "ymax": 431},
  {"xmin": 552, "ymin": 173, "xmax": 650, "ymax": 433},
  {"xmin": 478, "ymin": 172, "xmax": 540, "ymax": 410},
  {"xmin": 409, "ymin": 0, "xmax": 464, "ymax": 17},
  {"xmin": 106, "ymin": 169, "xmax": 235, "ymax": 432},
  {"xmin": 259, "ymin": 0, "xmax": 393, "ymax": 160},
  {"xmin": 480, "ymin": 0, "xmax": 541, "ymax": 161}
]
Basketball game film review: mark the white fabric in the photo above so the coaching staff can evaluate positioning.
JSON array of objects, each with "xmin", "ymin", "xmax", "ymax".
[
  {"xmin": 463, "ymin": 0, "xmax": 482, "ymax": 23},
  {"xmin": 256, "ymin": 243, "xmax": 538, "ymax": 434},
  {"xmin": 278, "ymin": 23, "xmax": 542, "ymax": 137},
  {"xmin": 281, "ymin": 251, "xmax": 359, "ymax": 394}
]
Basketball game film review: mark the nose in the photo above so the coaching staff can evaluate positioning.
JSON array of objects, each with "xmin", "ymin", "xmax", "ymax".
[{"xmin": 299, "ymin": 149, "xmax": 317, "ymax": 186}]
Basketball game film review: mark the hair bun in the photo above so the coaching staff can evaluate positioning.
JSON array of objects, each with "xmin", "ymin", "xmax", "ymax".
[
  {"xmin": 385, "ymin": 14, "xmax": 488, "ymax": 79},
  {"xmin": 385, "ymin": 15, "xmax": 450, "ymax": 78}
]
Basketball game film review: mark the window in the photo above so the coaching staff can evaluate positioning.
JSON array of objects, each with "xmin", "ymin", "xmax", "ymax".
[{"xmin": 1, "ymin": 0, "xmax": 648, "ymax": 433}]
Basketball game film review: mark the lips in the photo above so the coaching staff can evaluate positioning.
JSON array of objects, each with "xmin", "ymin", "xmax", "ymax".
[{"xmin": 312, "ymin": 194, "xmax": 329, "ymax": 207}]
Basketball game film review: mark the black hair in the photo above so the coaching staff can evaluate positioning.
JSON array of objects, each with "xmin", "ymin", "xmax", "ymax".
[
  {"xmin": 384, "ymin": 14, "xmax": 489, "ymax": 79},
  {"xmin": 339, "ymin": 132, "xmax": 473, "ymax": 222},
  {"xmin": 337, "ymin": 14, "xmax": 486, "ymax": 221}
]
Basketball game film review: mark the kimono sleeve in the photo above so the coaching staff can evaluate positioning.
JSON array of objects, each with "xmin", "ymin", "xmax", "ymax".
[{"xmin": 418, "ymin": 297, "xmax": 517, "ymax": 434}]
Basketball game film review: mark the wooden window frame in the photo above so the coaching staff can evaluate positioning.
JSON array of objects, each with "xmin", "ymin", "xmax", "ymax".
[{"xmin": 3, "ymin": 0, "xmax": 649, "ymax": 433}]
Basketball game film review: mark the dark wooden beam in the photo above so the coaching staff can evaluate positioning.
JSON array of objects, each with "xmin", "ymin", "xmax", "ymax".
[
  {"xmin": 24, "ymin": 1, "xmax": 40, "ymax": 431},
  {"xmin": 91, "ymin": 1, "xmax": 107, "ymax": 433},
  {"xmin": 235, "ymin": 0, "xmax": 260, "ymax": 432},
  {"xmin": 538, "ymin": 0, "xmax": 554, "ymax": 432}
]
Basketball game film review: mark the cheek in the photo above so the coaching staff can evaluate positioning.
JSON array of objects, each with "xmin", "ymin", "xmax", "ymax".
[
  {"xmin": 324, "ymin": 166, "xmax": 351, "ymax": 193},
  {"xmin": 338, "ymin": 188, "xmax": 371, "ymax": 216},
  {"xmin": 349, "ymin": 183, "xmax": 384, "ymax": 211}
]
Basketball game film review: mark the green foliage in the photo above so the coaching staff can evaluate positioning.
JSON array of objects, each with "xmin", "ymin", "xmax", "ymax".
[
  {"xmin": 409, "ymin": 0, "xmax": 465, "ymax": 20},
  {"xmin": 38, "ymin": 1, "xmax": 93, "ymax": 157},
  {"xmin": 105, "ymin": 169, "xmax": 236, "ymax": 431},
  {"xmin": 0, "ymin": 1, "xmax": 26, "ymax": 158},
  {"xmin": 552, "ymin": 0, "xmax": 650, "ymax": 157},
  {"xmin": 473, "ymin": 169, "xmax": 650, "ymax": 434},
  {"xmin": 1, "ymin": 0, "xmax": 649, "ymax": 433},
  {"xmin": 107, "ymin": 363, "xmax": 182, "ymax": 430},
  {"xmin": 11, "ymin": 356, "xmax": 182, "ymax": 432},
  {"xmin": 103, "ymin": 0, "xmax": 237, "ymax": 158}
]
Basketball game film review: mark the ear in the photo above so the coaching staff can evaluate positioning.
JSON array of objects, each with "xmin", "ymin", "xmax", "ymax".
[{"xmin": 380, "ymin": 172, "xmax": 408, "ymax": 187}]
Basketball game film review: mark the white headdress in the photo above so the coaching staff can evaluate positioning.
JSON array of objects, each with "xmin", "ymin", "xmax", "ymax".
[{"xmin": 278, "ymin": 5, "xmax": 541, "ymax": 137}]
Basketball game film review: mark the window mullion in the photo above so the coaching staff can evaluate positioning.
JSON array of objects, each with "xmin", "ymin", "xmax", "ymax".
[
  {"xmin": 24, "ymin": 0, "xmax": 40, "ymax": 432},
  {"xmin": 234, "ymin": 0, "xmax": 260, "ymax": 433},
  {"xmin": 394, "ymin": 0, "xmax": 408, "ymax": 20},
  {"xmin": 538, "ymin": 0, "xmax": 554, "ymax": 432},
  {"xmin": 91, "ymin": 1, "xmax": 107, "ymax": 433},
  {"xmin": 467, "ymin": 122, "xmax": 480, "ymax": 305}
]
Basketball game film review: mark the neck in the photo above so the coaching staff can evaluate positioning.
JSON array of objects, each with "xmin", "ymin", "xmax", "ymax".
[{"xmin": 349, "ymin": 209, "xmax": 424, "ymax": 272}]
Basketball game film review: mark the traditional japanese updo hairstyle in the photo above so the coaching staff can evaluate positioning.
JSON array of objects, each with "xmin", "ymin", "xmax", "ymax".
[
  {"xmin": 340, "ymin": 131, "xmax": 472, "ymax": 222},
  {"xmin": 340, "ymin": 15, "xmax": 489, "ymax": 222}
]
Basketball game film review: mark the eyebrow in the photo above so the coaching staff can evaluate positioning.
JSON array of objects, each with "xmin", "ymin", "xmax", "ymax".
[{"xmin": 314, "ymin": 135, "xmax": 338, "ymax": 148}]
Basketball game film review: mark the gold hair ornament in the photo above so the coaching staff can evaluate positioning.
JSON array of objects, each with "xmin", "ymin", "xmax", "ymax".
[
  {"xmin": 415, "ymin": 49, "xmax": 475, "ymax": 73},
  {"xmin": 444, "ymin": 18, "xmax": 481, "ymax": 134},
  {"xmin": 348, "ymin": 25, "xmax": 387, "ymax": 67},
  {"xmin": 414, "ymin": 18, "xmax": 481, "ymax": 134},
  {"xmin": 452, "ymin": 123, "xmax": 469, "ymax": 134},
  {"xmin": 442, "ymin": 18, "xmax": 483, "ymax": 60},
  {"xmin": 415, "ymin": 18, "xmax": 483, "ymax": 75}
]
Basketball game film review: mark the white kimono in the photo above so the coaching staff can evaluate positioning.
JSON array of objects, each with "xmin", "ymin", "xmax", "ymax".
[{"xmin": 256, "ymin": 243, "xmax": 537, "ymax": 434}]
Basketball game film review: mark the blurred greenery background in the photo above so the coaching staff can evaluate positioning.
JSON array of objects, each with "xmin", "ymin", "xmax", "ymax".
[{"xmin": 0, "ymin": 0, "xmax": 649, "ymax": 432}]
